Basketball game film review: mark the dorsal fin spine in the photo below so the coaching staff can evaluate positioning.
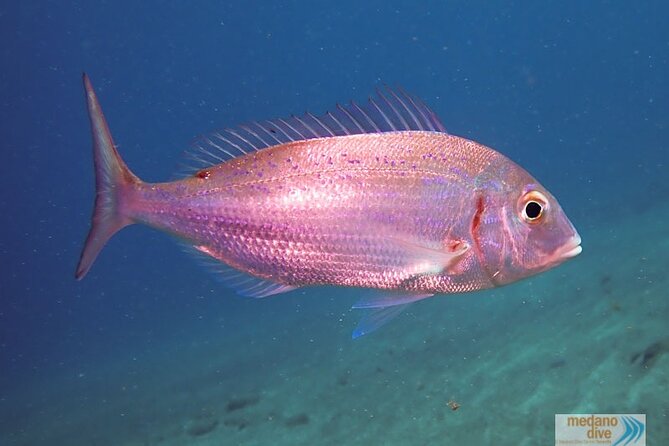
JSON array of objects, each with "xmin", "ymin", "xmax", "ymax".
[
  {"xmin": 216, "ymin": 131, "xmax": 247, "ymax": 155},
  {"xmin": 227, "ymin": 129, "xmax": 256, "ymax": 152},
  {"xmin": 294, "ymin": 115, "xmax": 318, "ymax": 138},
  {"xmin": 203, "ymin": 137, "xmax": 230, "ymax": 160},
  {"xmin": 400, "ymin": 89, "xmax": 426, "ymax": 130},
  {"xmin": 388, "ymin": 88, "xmax": 420, "ymax": 129},
  {"xmin": 379, "ymin": 88, "xmax": 410, "ymax": 130},
  {"xmin": 253, "ymin": 122, "xmax": 283, "ymax": 145},
  {"xmin": 279, "ymin": 118, "xmax": 306, "ymax": 139},
  {"xmin": 336, "ymin": 103, "xmax": 365, "ymax": 133},
  {"xmin": 306, "ymin": 112, "xmax": 335, "ymax": 137},
  {"xmin": 209, "ymin": 133, "xmax": 234, "ymax": 158},
  {"xmin": 241, "ymin": 124, "xmax": 271, "ymax": 148},
  {"xmin": 264, "ymin": 120, "xmax": 291, "ymax": 141},
  {"xmin": 369, "ymin": 97, "xmax": 395, "ymax": 131},
  {"xmin": 327, "ymin": 111, "xmax": 349, "ymax": 135},
  {"xmin": 351, "ymin": 101, "xmax": 380, "ymax": 132}
]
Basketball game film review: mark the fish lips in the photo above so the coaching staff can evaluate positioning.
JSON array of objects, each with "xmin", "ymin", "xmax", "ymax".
[{"xmin": 548, "ymin": 234, "xmax": 582, "ymax": 265}]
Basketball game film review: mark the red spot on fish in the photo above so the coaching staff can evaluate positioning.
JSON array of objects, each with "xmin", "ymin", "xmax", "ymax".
[
  {"xmin": 445, "ymin": 240, "xmax": 465, "ymax": 252},
  {"xmin": 196, "ymin": 169, "xmax": 210, "ymax": 179}
]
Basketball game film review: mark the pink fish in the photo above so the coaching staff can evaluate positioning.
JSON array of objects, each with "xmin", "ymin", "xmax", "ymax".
[{"xmin": 76, "ymin": 74, "xmax": 581, "ymax": 337}]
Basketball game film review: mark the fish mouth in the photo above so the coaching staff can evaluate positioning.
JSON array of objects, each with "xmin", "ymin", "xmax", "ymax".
[
  {"xmin": 555, "ymin": 234, "xmax": 582, "ymax": 260},
  {"xmin": 542, "ymin": 234, "xmax": 581, "ymax": 268}
]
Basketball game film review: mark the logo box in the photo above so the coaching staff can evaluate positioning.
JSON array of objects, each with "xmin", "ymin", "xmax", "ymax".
[{"xmin": 555, "ymin": 414, "xmax": 646, "ymax": 445}]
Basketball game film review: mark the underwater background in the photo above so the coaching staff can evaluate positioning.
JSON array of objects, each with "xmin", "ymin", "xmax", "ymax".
[{"xmin": 1, "ymin": 1, "xmax": 668, "ymax": 445}]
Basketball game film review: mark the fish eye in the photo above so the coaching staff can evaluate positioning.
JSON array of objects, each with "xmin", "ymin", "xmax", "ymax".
[
  {"xmin": 519, "ymin": 191, "xmax": 548, "ymax": 224},
  {"xmin": 525, "ymin": 201, "xmax": 542, "ymax": 220}
]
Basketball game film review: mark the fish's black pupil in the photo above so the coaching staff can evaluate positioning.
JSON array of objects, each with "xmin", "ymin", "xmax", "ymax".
[{"xmin": 525, "ymin": 201, "xmax": 542, "ymax": 219}]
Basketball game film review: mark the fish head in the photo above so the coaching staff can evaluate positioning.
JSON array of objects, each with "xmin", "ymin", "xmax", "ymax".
[{"xmin": 475, "ymin": 165, "xmax": 581, "ymax": 286}]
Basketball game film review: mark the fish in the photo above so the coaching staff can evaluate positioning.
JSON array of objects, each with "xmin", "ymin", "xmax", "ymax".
[{"xmin": 76, "ymin": 74, "xmax": 582, "ymax": 338}]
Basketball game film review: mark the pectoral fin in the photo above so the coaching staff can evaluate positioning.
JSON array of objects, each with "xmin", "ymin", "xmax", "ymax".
[{"xmin": 387, "ymin": 235, "xmax": 469, "ymax": 276}]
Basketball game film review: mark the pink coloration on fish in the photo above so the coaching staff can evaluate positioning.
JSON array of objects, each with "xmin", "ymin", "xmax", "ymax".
[{"xmin": 76, "ymin": 74, "xmax": 581, "ymax": 337}]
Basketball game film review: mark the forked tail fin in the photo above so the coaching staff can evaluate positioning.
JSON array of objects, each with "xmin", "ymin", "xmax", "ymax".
[{"xmin": 75, "ymin": 74, "xmax": 141, "ymax": 279}]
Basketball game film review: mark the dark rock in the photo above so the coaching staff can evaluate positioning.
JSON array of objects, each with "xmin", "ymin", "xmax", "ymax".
[
  {"xmin": 223, "ymin": 417, "xmax": 249, "ymax": 431},
  {"xmin": 600, "ymin": 275, "xmax": 612, "ymax": 294},
  {"xmin": 285, "ymin": 413, "xmax": 310, "ymax": 427},
  {"xmin": 630, "ymin": 339, "xmax": 669, "ymax": 368},
  {"xmin": 337, "ymin": 374, "xmax": 348, "ymax": 386},
  {"xmin": 226, "ymin": 395, "xmax": 260, "ymax": 412},
  {"xmin": 549, "ymin": 358, "xmax": 567, "ymax": 369},
  {"xmin": 186, "ymin": 418, "xmax": 219, "ymax": 437}
]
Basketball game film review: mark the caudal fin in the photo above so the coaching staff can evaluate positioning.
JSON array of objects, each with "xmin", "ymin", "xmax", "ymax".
[{"xmin": 75, "ymin": 74, "xmax": 141, "ymax": 280}]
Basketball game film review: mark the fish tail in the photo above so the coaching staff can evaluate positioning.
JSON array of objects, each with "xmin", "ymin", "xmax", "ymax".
[{"xmin": 75, "ymin": 73, "xmax": 142, "ymax": 280}]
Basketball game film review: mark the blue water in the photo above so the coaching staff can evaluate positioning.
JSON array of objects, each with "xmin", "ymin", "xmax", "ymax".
[{"xmin": 2, "ymin": 2, "xmax": 668, "ymax": 445}]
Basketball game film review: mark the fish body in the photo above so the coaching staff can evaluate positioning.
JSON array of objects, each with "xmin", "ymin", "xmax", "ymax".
[
  {"xmin": 130, "ymin": 133, "xmax": 520, "ymax": 294},
  {"xmin": 76, "ymin": 75, "xmax": 581, "ymax": 336}
]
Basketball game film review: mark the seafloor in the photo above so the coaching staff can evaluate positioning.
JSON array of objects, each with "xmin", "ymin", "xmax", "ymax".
[{"xmin": 2, "ymin": 201, "xmax": 668, "ymax": 445}]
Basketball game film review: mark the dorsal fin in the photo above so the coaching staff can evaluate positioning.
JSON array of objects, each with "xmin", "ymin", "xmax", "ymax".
[{"xmin": 183, "ymin": 87, "xmax": 447, "ymax": 172}]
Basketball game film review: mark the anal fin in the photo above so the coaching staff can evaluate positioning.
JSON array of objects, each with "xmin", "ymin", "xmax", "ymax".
[
  {"xmin": 222, "ymin": 270, "xmax": 298, "ymax": 298},
  {"xmin": 184, "ymin": 243, "xmax": 298, "ymax": 298}
]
